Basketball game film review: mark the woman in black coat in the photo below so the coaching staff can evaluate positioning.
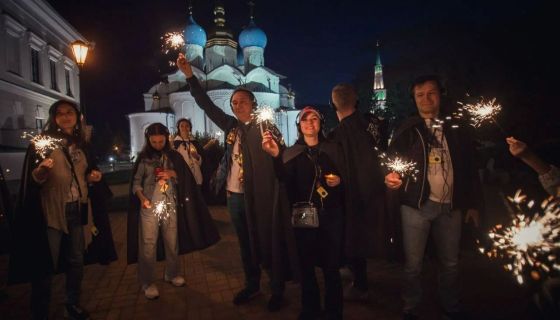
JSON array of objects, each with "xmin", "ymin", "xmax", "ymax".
[{"xmin": 263, "ymin": 107, "xmax": 345, "ymax": 320}]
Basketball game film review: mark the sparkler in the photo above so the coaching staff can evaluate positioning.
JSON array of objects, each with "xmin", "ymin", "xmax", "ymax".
[
  {"xmin": 479, "ymin": 190, "xmax": 560, "ymax": 285},
  {"xmin": 22, "ymin": 132, "xmax": 63, "ymax": 162},
  {"xmin": 161, "ymin": 32, "xmax": 185, "ymax": 54},
  {"xmin": 457, "ymin": 97, "xmax": 505, "ymax": 133},
  {"xmin": 253, "ymin": 105, "xmax": 276, "ymax": 135},
  {"xmin": 376, "ymin": 148, "xmax": 419, "ymax": 181},
  {"xmin": 152, "ymin": 199, "xmax": 174, "ymax": 223}
]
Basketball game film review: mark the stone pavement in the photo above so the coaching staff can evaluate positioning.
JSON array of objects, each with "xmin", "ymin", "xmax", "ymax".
[{"xmin": 0, "ymin": 205, "xmax": 537, "ymax": 320}]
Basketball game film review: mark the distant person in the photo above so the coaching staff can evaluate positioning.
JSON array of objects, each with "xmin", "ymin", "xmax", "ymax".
[
  {"xmin": 177, "ymin": 53, "xmax": 288, "ymax": 311},
  {"xmin": 173, "ymin": 118, "xmax": 204, "ymax": 187},
  {"xmin": 9, "ymin": 100, "xmax": 103, "ymax": 320},
  {"xmin": 384, "ymin": 75, "xmax": 482, "ymax": 320},
  {"xmin": 328, "ymin": 83, "xmax": 387, "ymax": 301},
  {"xmin": 127, "ymin": 123, "xmax": 219, "ymax": 300},
  {"xmin": 263, "ymin": 107, "xmax": 345, "ymax": 319}
]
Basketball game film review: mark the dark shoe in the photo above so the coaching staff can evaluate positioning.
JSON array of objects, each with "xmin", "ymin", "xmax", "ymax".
[
  {"xmin": 64, "ymin": 304, "xmax": 90, "ymax": 320},
  {"xmin": 403, "ymin": 312, "xmax": 419, "ymax": 320},
  {"xmin": 233, "ymin": 287, "xmax": 260, "ymax": 305},
  {"xmin": 267, "ymin": 294, "xmax": 284, "ymax": 312}
]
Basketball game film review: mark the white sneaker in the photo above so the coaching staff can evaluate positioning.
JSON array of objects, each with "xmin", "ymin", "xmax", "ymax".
[
  {"xmin": 143, "ymin": 284, "xmax": 159, "ymax": 299},
  {"xmin": 165, "ymin": 275, "xmax": 185, "ymax": 287}
]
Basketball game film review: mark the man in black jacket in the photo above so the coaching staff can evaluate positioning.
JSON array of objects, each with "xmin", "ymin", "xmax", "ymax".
[
  {"xmin": 176, "ymin": 53, "xmax": 286, "ymax": 311},
  {"xmin": 385, "ymin": 75, "xmax": 481, "ymax": 320}
]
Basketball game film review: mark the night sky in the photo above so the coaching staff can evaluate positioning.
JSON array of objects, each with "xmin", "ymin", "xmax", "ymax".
[{"xmin": 45, "ymin": 0, "xmax": 557, "ymax": 152}]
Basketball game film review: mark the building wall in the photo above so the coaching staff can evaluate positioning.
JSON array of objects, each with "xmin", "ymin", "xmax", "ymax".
[{"xmin": 0, "ymin": 0, "xmax": 86, "ymax": 180}]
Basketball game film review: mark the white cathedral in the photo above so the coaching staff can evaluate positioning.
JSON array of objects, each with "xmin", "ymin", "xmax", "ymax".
[{"xmin": 128, "ymin": 3, "xmax": 299, "ymax": 157}]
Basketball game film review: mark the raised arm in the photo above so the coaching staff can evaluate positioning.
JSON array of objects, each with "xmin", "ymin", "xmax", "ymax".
[{"xmin": 177, "ymin": 53, "xmax": 237, "ymax": 131}]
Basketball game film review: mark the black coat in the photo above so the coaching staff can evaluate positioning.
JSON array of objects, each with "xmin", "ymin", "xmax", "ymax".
[
  {"xmin": 329, "ymin": 111, "xmax": 391, "ymax": 258},
  {"xmin": 186, "ymin": 76, "xmax": 291, "ymax": 279},
  {"xmin": 127, "ymin": 150, "xmax": 220, "ymax": 264},
  {"xmin": 8, "ymin": 144, "xmax": 114, "ymax": 284},
  {"xmin": 389, "ymin": 115, "xmax": 484, "ymax": 212}
]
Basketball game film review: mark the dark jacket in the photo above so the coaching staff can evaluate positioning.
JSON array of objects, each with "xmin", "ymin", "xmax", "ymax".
[
  {"xmin": 186, "ymin": 75, "xmax": 290, "ymax": 279},
  {"xmin": 127, "ymin": 150, "xmax": 220, "ymax": 264},
  {"xmin": 329, "ymin": 111, "xmax": 389, "ymax": 258},
  {"xmin": 389, "ymin": 115, "xmax": 483, "ymax": 211}
]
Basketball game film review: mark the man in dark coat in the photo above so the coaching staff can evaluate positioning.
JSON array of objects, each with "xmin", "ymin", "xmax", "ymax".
[
  {"xmin": 329, "ymin": 83, "xmax": 388, "ymax": 300},
  {"xmin": 385, "ymin": 75, "xmax": 481, "ymax": 320},
  {"xmin": 176, "ymin": 53, "xmax": 288, "ymax": 311},
  {"xmin": 127, "ymin": 149, "xmax": 220, "ymax": 264}
]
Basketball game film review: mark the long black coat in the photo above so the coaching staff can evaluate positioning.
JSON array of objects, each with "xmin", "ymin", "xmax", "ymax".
[
  {"xmin": 186, "ymin": 76, "xmax": 291, "ymax": 279},
  {"xmin": 127, "ymin": 150, "xmax": 220, "ymax": 264},
  {"xmin": 329, "ymin": 111, "xmax": 391, "ymax": 258},
  {"xmin": 8, "ymin": 144, "xmax": 114, "ymax": 284}
]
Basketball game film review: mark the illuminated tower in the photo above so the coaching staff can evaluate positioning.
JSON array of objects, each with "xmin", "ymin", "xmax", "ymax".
[{"xmin": 372, "ymin": 41, "xmax": 386, "ymax": 110}]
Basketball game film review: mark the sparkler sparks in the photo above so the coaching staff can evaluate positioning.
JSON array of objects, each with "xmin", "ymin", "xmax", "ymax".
[
  {"xmin": 22, "ymin": 132, "xmax": 63, "ymax": 161},
  {"xmin": 253, "ymin": 105, "xmax": 276, "ymax": 135},
  {"xmin": 480, "ymin": 190, "xmax": 560, "ymax": 285},
  {"xmin": 457, "ymin": 97, "xmax": 502, "ymax": 128},
  {"xmin": 161, "ymin": 32, "xmax": 185, "ymax": 54},
  {"xmin": 152, "ymin": 199, "xmax": 174, "ymax": 223},
  {"xmin": 376, "ymin": 148, "xmax": 419, "ymax": 181}
]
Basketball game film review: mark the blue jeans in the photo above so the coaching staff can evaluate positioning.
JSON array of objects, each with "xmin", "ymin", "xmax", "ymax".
[
  {"xmin": 227, "ymin": 192, "xmax": 284, "ymax": 295},
  {"xmin": 400, "ymin": 200, "xmax": 461, "ymax": 314}
]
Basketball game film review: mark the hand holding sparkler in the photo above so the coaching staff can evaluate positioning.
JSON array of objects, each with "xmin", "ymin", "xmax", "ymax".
[
  {"xmin": 32, "ymin": 158, "xmax": 54, "ymax": 182},
  {"xmin": 324, "ymin": 173, "xmax": 341, "ymax": 187},
  {"xmin": 156, "ymin": 169, "xmax": 177, "ymax": 181},
  {"xmin": 261, "ymin": 131, "xmax": 280, "ymax": 158},
  {"xmin": 384, "ymin": 172, "xmax": 403, "ymax": 190},
  {"xmin": 87, "ymin": 169, "xmax": 103, "ymax": 183},
  {"xmin": 177, "ymin": 53, "xmax": 193, "ymax": 78}
]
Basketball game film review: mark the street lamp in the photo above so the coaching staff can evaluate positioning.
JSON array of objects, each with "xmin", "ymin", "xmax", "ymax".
[{"xmin": 70, "ymin": 40, "xmax": 91, "ymax": 117}]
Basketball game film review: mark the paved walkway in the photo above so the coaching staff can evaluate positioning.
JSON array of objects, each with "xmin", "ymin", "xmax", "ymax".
[{"xmin": 0, "ymin": 204, "xmax": 535, "ymax": 319}]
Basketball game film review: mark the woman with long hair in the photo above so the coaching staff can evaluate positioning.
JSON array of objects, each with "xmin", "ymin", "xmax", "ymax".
[
  {"xmin": 127, "ymin": 123, "xmax": 220, "ymax": 300},
  {"xmin": 9, "ymin": 99, "xmax": 101, "ymax": 320}
]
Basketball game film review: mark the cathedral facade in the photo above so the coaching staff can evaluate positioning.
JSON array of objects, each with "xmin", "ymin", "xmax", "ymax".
[{"xmin": 128, "ymin": 3, "xmax": 299, "ymax": 157}]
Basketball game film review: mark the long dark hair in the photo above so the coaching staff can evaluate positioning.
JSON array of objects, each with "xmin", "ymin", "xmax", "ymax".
[
  {"xmin": 139, "ymin": 123, "xmax": 171, "ymax": 159},
  {"xmin": 42, "ymin": 100, "xmax": 86, "ymax": 148}
]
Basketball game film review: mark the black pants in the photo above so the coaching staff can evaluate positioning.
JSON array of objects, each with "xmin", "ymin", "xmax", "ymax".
[
  {"xmin": 347, "ymin": 257, "xmax": 368, "ymax": 290},
  {"xmin": 31, "ymin": 202, "xmax": 84, "ymax": 319},
  {"xmin": 295, "ymin": 208, "xmax": 343, "ymax": 319}
]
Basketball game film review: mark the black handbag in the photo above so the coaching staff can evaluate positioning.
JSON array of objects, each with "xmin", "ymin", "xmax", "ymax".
[{"xmin": 291, "ymin": 154, "xmax": 320, "ymax": 228}]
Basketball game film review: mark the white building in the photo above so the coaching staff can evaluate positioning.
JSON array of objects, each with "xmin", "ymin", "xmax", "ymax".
[
  {"xmin": 0, "ymin": 0, "xmax": 86, "ymax": 180},
  {"xmin": 128, "ymin": 3, "xmax": 299, "ymax": 157}
]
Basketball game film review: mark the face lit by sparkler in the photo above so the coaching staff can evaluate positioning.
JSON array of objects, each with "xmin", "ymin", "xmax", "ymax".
[
  {"xmin": 231, "ymin": 91, "xmax": 255, "ymax": 123},
  {"xmin": 413, "ymin": 80, "xmax": 441, "ymax": 119},
  {"xmin": 54, "ymin": 104, "xmax": 78, "ymax": 135}
]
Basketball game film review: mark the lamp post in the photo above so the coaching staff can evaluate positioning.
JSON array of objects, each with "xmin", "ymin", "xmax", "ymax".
[{"xmin": 70, "ymin": 40, "xmax": 90, "ymax": 118}]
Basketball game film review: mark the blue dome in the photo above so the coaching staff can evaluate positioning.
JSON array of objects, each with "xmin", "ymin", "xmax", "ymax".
[
  {"xmin": 239, "ymin": 20, "xmax": 267, "ymax": 49},
  {"xmin": 184, "ymin": 16, "xmax": 206, "ymax": 47}
]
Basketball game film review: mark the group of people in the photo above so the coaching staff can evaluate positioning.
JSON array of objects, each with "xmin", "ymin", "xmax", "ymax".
[{"xmin": 4, "ymin": 51, "xmax": 557, "ymax": 320}]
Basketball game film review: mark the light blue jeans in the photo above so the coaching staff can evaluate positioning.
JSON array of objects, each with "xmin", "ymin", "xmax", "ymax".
[
  {"xmin": 401, "ymin": 200, "xmax": 461, "ymax": 314},
  {"xmin": 138, "ymin": 191, "xmax": 179, "ymax": 287}
]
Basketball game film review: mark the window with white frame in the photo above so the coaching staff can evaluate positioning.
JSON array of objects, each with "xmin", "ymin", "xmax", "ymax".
[
  {"xmin": 49, "ymin": 60, "xmax": 58, "ymax": 90},
  {"xmin": 4, "ymin": 14, "xmax": 25, "ymax": 75},
  {"xmin": 65, "ymin": 68, "xmax": 73, "ymax": 96}
]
